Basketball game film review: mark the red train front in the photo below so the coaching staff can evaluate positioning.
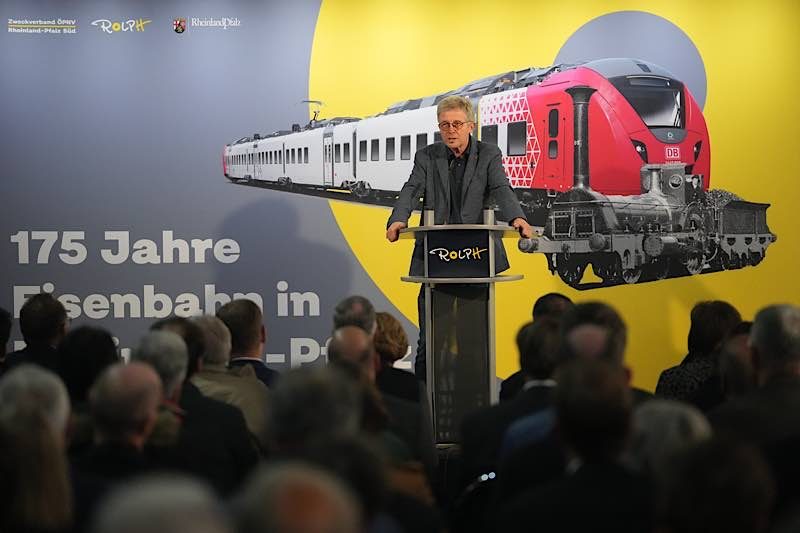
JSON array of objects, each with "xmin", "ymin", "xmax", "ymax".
[{"xmin": 479, "ymin": 58, "xmax": 710, "ymax": 214}]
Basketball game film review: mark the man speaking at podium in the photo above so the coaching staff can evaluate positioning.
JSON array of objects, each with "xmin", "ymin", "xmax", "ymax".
[{"xmin": 386, "ymin": 95, "xmax": 532, "ymax": 380}]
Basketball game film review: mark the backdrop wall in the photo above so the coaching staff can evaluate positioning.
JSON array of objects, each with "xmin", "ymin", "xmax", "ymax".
[{"xmin": 2, "ymin": 0, "xmax": 798, "ymax": 390}]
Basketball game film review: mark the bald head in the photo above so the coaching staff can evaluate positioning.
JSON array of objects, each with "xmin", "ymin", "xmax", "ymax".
[
  {"xmin": 327, "ymin": 326, "xmax": 375, "ymax": 382},
  {"xmin": 564, "ymin": 324, "xmax": 614, "ymax": 362},
  {"xmin": 90, "ymin": 362, "xmax": 162, "ymax": 448}
]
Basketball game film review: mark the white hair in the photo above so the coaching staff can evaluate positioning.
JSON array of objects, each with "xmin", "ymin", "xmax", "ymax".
[
  {"xmin": 132, "ymin": 330, "xmax": 187, "ymax": 399},
  {"xmin": 192, "ymin": 315, "xmax": 232, "ymax": 366},
  {"xmin": 0, "ymin": 365, "xmax": 70, "ymax": 434}
]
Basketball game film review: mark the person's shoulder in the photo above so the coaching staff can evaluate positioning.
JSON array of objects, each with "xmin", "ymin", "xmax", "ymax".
[{"xmin": 475, "ymin": 139, "xmax": 501, "ymax": 158}]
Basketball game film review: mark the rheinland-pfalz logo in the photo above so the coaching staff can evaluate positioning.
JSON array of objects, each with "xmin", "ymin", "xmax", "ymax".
[
  {"xmin": 189, "ymin": 17, "xmax": 241, "ymax": 30},
  {"xmin": 90, "ymin": 18, "xmax": 151, "ymax": 34},
  {"xmin": 173, "ymin": 17, "xmax": 186, "ymax": 34},
  {"xmin": 7, "ymin": 17, "xmax": 77, "ymax": 35}
]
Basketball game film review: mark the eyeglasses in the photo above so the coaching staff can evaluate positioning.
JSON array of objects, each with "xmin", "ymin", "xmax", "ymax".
[{"xmin": 438, "ymin": 120, "xmax": 472, "ymax": 131}]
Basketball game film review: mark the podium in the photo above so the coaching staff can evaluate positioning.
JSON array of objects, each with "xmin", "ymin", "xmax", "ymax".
[{"xmin": 399, "ymin": 210, "xmax": 523, "ymax": 444}]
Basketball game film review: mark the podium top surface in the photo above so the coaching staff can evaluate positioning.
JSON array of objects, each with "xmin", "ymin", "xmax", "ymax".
[{"xmin": 398, "ymin": 224, "xmax": 521, "ymax": 238}]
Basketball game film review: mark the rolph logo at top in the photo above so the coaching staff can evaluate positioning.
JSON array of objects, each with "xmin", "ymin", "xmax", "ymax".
[
  {"xmin": 429, "ymin": 247, "xmax": 488, "ymax": 262},
  {"xmin": 91, "ymin": 18, "xmax": 151, "ymax": 33}
]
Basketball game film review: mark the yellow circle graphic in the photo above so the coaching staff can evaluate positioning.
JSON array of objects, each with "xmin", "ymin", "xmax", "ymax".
[
  {"xmin": 112, "ymin": 21, "xmax": 121, "ymax": 32},
  {"xmin": 310, "ymin": 0, "xmax": 800, "ymax": 389}
]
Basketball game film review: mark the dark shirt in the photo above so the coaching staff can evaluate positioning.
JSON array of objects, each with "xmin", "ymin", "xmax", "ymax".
[
  {"xmin": 4, "ymin": 343, "xmax": 60, "ymax": 373},
  {"xmin": 446, "ymin": 138, "xmax": 471, "ymax": 224}
]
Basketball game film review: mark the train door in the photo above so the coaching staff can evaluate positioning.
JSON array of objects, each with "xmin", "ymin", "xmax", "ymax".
[
  {"xmin": 323, "ymin": 135, "xmax": 333, "ymax": 186},
  {"xmin": 541, "ymin": 104, "xmax": 564, "ymax": 182},
  {"xmin": 245, "ymin": 145, "xmax": 254, "ymax": 179},
  {"xmin": 254, "ymin": 146, "xmax": 262, "ymax": 180}
]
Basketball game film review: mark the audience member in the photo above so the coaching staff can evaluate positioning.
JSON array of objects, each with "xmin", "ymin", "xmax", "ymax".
[
  {"xmin": 333, "ymin": 295, "xmax": 377, "ymax": 334},
  {"xmin": 657, "ymin": 438, "xmax": 774, "ymax": 533},
  {"xmin": 0, "ymin": 407, "xmax": 73, "ymax": 532},
  {"xmin": 56, "ymin": 326, "xmax": 120, "ymax": 455},
  {"xmin": 718, "ymin": 321, "xmax": 756, "ymax": 399},
  {"xmin": 0, "ymin": 364, "xmax": 71, "ymax": 439},
  {"xmin": 75, "ymin": 362, "xmax": 162, "ymax": 484},
  {"xmin": 709, "ymin": 304, "xmax": 800, "ymax": 519},
  {"xmin": 266, "ymin": 365, "xmax": 361, "ymax": 453},
  {"xmin": 374, "ymin": 311, "xmax": 420, "ymax": 403},
  {"xmin": 5, "ymin": 292, "xmax": 68, "ymax": 373},
  {"xmin": 459, "ymin": 318, "xmax": 561, "ymax": 487},
  {"xmin": 148, "ymin": 319, "xmax": 259, "ymax": 496},
  {"xmin": 628, "ymin": 399, "xmax": 711, "ymax": 481},
  {"xmin": 191, "ymin": 315, "xmax": 270, "ymax": 451},
  {"xmin": 656, "ymin": 300, "xmax": 741, "ymax": 405},
  {"xmin": 499, "ymin": 359, "xmax": 651, "ymax": 533},
  {"xmin": 91, "ymin": 475, "xmax": 232, "ymax": 533},
  {"xmin": 217, "ymin": 299, "xmax": 280, "ymax": 387},
  {"xmin": 234, "ymin": 463, "xmax": 362, "ymax": 533},
  {"xmin": 499, "ymin": 292, "xmax": 573, "ymax": 401},
  {"xmin": 328, "ymin": 325, "xmax": 437, "ymax": 478}
]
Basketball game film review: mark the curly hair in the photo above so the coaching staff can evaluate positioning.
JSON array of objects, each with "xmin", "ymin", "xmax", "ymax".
[{"xmin": 373, "ymin": 312, "xmax": 408, "ymax": 363}]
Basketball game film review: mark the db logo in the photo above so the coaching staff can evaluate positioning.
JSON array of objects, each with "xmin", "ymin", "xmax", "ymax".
[{"xmin": 665, "ymin": 146, "xmax": 681, "ymax": 160}]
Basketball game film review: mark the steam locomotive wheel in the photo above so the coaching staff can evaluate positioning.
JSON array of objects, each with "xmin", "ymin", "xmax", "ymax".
[{"xmin": 555, "ymin": 253, "xmax": 586, "ymax": 287}]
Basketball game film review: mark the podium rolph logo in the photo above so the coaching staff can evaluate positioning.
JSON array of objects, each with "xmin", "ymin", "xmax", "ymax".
[{"xmin": 429, "ymin": 247, "xmax": 488, "ymax": 262}]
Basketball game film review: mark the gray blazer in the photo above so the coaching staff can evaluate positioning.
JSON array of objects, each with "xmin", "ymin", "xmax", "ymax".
[{"xmin": 387, "ymin": 139, "xmax": 527, "ymax": 276}]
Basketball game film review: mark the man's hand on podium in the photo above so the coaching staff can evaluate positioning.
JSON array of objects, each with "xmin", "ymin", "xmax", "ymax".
[
  {"xmin": 512, "ymin": 217, "xmax": 533, "ymax": 239},
  {"xmin": 386, "ymin": 221, "xmax": 407, "ymax": 242}
]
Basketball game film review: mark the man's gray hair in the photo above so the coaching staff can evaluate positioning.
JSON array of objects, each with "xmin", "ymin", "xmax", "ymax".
[
  {"xmin": 437, "ymin": 95, "xmax": 475, "ymax": 122},
  {"xmin": 266, "ymin": 366, "xmax": 361, "ymax": 450},
  {"xmin": 193, "ymin": 315, "xmax": 232, "ymax": 366},
  {"xmin": 132, "ymin": 330, "xmax": 188, "ymax": 398},
  {"xmin": 234, "ymin": 463, "xmax": 361, "ymax": 533},
  {"xmin": 630, "ymin": 399, "xmax": 711, "ymax": 478},
  {"xmin": 751, "ymin": 304, "xmax": 800, "ymax": 367},
  {"xmin": 0, "ymin": 365, "xmax": 70, "ymax": 434},
  {"xmin": 92, "ymin": 475, "xmax": 232, "ymax": 533}
]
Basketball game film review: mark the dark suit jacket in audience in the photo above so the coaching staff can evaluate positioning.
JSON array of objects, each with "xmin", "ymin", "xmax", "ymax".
[
  {"xmin": 498, "ymin": 460, "xmax": 653, "ymax": 533},
  {"xmin": 162, "ymin": 381, "xmax": 259, "ymax": 496},
  {"xmin": 459, "ymin": 383, "xmax": 554, "ymax": 486},
  {"xmin": 377, "ymin": 366, "xmax": 421, "ymax": 403},
  {"xmin": 384, "ymin": 393, "xmax": 437, "ymax": 480},
  {"xmin": 4, "ymin": 343, "xmax": 59, "ymax": 373},
  {"xmin": 499, "ymin": 371, "xmax": 525, "ymax": 402}
]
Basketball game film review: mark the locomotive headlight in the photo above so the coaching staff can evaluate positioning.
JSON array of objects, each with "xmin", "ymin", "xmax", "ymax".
[
  {"xmin": 693, "ymin": 141, "xmax": 703, "ymax": 161},
  {"xmin": 632, "ymin": 140, "xmax": 648, "ymax": 163}
]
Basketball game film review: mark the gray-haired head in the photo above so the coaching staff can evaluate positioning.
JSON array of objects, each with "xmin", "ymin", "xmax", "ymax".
[
  {"xmin": 333, "ymin": 296, "xmax": 376, "ymax": 336},
  {"xmin": 132, "ymin": 330, "xmax": 188, "ymax": 399},
  {"xmin": 234, "ymin": 463, "xmax": 362, "ymax": 533},
  {"xmin": 751, "ymin": 304, "xmax": 800, "ymax": 377},
  {"xmin": 630, "ymin": 399, "xmax": 711, "ymax": 478},
  {"xmin": 90, "ymin": 362, "xmax": 162, "ymax": 447},
  {"xmin": 0, "ymin": 365, "xmax": 70, "ymax": 436},
  {"xmin": 192, "ymin": 315, "xmax": 232, "ymax": 366},
  {"xmin": 266, "ymin": 366, "xmax": 361, "ymax": 452},
  {"xmin": 91, "ymin": 475, "xmax": 231, "ymax": 533}
]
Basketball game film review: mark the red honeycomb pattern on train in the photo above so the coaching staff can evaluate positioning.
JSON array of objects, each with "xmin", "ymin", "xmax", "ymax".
[{"xmin": 480, "ymin": 88, "xmax": 540, "ymax": 188}]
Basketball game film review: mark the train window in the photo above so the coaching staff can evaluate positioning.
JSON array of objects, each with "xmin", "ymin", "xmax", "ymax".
[
  {"xmin": 285, "ymin": 149, "xmax": 289, "ymax": 163},
  {"xmin": 343, "ymin": 142, "xmax": 351, "ymax": 162},
  {"xmin": 548, "ymin": 109, "xmax": 559, "ymax": 137},
  {"xmin": 400, "ymin": 135, "xmax": 411, "ymax": 160},
  {"xmin": 335, "ymin": 143, "xmax": 341, "ymax": 163},
  {"xmin": 481, "ymin": 125, "xmax": 498, "ymax": 146},
  {"xmin": 268, "ymin": 152, "xmax": 272, "ymax": 164},
  {"xmin": 291, "ymin": 149, "xmax": 296, "ymax": 164},
  {"xmin": 359, "ymin": 140, "xmax": 367, "ymax": 161},
  {"xmin": 548, "ymin": 140, "xmax": 558, "ymax": 159},
  {"xmin": 386, "ymin": 137, "xmax": 395, "ymax": 161},
  {"xmin": 433, "ymin": 132, "xmax": 442, "ymax": 144},
  {"xmin": 371, "ymin": 139, "xmax": 379, "ymax": 161},
  {"xmin": 507, "ymin": 121, "xmax": 527, "ymax": 156},
  {"xmin": 304, "ymin": 147, "xmax": 309, "ymax": 163},
  {"xmin": 416, "ymin": 133, "xmax": 428, "ymax": 151}
]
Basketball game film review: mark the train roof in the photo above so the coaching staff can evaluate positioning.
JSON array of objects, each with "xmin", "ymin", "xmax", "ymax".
[{"xmin": 226, "ymin": 57, "xmax": 679, "ymax": 145}]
